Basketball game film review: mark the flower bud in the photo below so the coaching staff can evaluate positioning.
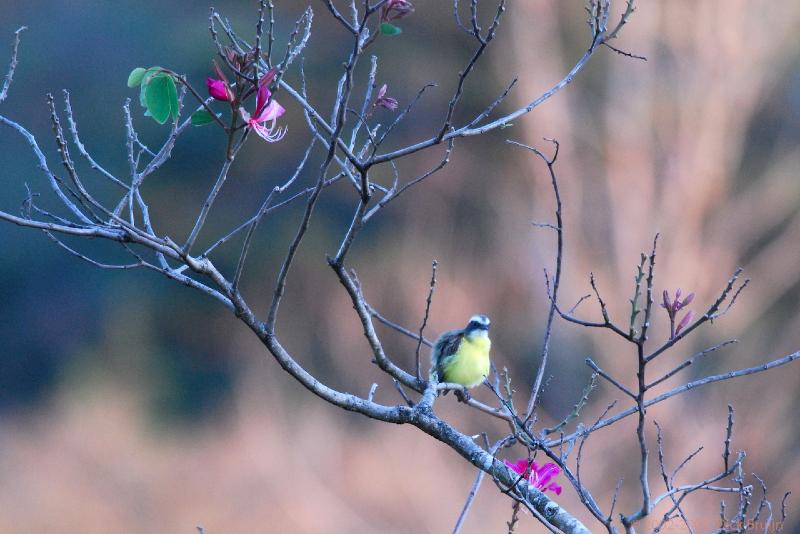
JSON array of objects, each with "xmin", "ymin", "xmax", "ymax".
[
  {"xmin": 206, "ymin": 78, "xmax": 233, "ymax": 101},
  {"xmin": 381, "ymin": 0, "xmax": 414, "ymax": 22},
  {"xmin": 675, "ymin": 310, "xmax": 695, "ymax": 336},
  {"xmin": 375, "ymin": 84, "xmax": 399, "ymax": 110}
]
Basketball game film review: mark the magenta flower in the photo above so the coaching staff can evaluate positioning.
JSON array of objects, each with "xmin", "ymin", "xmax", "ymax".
[
  {"xmin": 503, "ymin": 458, "xmax": 563, "ymax": 495},
  {"xmin": 206, "ymin": 78, "xmax": 233, "ymax": 102},
  {"xmin": 240, "ymin": 71, "xmax": 286, "ymax": 143},
  {"xmin": 661, "ymin": 288, "xmax": 696, "ymax": 338},
  {"xmin": 375, "ymin": 84, "xmax": 399, "ymax": 110},
  {"xmin": 381, "ymin": 0, "xmax": 414, "ymax": 21}
]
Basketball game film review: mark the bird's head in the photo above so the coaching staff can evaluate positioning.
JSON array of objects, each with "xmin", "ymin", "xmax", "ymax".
[{"xmin": 465, "ymin": 314, "xmax": 491, "ymax": 335}]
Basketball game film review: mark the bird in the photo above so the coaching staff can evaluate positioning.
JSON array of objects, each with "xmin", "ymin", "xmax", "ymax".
[{"xmin": 431, "ymin": 314, "xmax": 491, "ymax": 396}]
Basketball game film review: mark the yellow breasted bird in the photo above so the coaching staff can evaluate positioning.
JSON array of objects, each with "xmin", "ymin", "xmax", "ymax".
[{"xmin": 431, "ymin": 315, "xmax": 491, "ymax": 391}]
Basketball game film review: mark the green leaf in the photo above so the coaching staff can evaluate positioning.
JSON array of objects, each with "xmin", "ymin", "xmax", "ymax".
[
  {"xmin": 127, "ymin": 67, "xmax": 147, "ymax": 87},
  {"xmin": 190, "ymin": 109, "xmax": 218, "ymax": 126},
  {"xmin": 139, "ymin": 67, "xmax": 161, "ymax": 109},
  {"xmin": 166, "ymin": 75, "xmax": 179, "ymax": 121},
  {"xmin": 145, "ymin": 74, "xmax": 173, "ymax": 124},
  {"xmin": 380, "ymin": 23, "xmax": 402, "ymax": 35}
]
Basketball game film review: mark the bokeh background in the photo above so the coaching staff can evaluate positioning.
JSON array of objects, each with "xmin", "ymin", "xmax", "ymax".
[{"xmin": 1, "ymin": 1, "xmax": 799, "ymax": 532}]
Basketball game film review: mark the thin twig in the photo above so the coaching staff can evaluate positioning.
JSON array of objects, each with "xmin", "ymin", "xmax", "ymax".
[
  {"xmin": 548, "ymin": 350, "xmax": 800, "ymax": 447},
  {"xmin": 452, "ymin": 436, "xmax": 509, "ymax": 534},
  {"xmin": 0, "ymin": 26, "xmax": 25, "ymax": 104},
  {"xmin": 506, "ymin": 139, "xmax": 563, "ymax": 421},
  {"xmin": 414, "ymin": 261, "xmax": 438, "ymax": 380},
  {"xmin": 647, "ymin": 340, "xmax": 738, "ymax": 390},
  {"xmin": 586, "ymin": 358, "xmax": 636, "ymax": 399},
  {"xmin": 723, "ymin": 405, "xmax": 734, "ymax": 472}
]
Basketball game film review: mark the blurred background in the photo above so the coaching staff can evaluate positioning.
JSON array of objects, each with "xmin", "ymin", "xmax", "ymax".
[{"xmin": 1, "ymin": 1, "xmax": 799, "ymax": 532}]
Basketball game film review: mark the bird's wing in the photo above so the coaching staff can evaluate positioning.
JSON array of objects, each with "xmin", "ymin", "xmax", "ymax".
[{"xmin": 431, "ymin": 329, "xmax": 464, "ymax": 382}]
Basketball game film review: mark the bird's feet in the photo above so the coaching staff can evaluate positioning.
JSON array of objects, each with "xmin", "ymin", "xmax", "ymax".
[{"xmin": 455, "ymin": 388, "xmax": 472, "ymax": 403}]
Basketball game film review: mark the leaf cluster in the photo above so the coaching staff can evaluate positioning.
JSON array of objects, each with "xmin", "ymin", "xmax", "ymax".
[{"xmin": 127, "ymin": 67, "xmax": 179, "ymax": 125}]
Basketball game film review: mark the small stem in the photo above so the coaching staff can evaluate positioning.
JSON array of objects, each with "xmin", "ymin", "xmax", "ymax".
[{"xmin": 415, "ymin": 260, "xmax": 438, "ymax": 380}]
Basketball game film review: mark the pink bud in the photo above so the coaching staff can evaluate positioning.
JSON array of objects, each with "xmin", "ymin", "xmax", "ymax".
[
  {"xmin": 661, "ymin": 290, "xmax": 670, "ymax": 310},
  {"xmin": 675, "ymin": 310, "xmax": 695, "ymax": 336},
  {"xmin": 382, "ymin": 0, "xmax": 415, "ymax": 21},
  {"xmin": 206, "ymin": 78, "xmax": 232, "ymax": 102},
  {"xmin": 212, "ymin": 61, "xmax": 228, "ymax": 85},
  {"xmin": 223, "ymin": 46, "xmax": 239, "ymax": 66},
  {"xmin": 681, "ymin": 292, "xmax": 695, "ymax": 308},
  {"xmin": 375, "ymin": 84, "xmax": 399, "ymax": 110},
  {"xmin": 259, "ymin": 68, "xmax": 278, "ymax": 89}
]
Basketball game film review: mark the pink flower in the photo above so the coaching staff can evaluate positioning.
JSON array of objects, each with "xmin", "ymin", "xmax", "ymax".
[
  {"xmin": 661, "ymin": 288, "xmax": 694, "ymax": 314},
  {"xmin": 206, "ymin": 78, "xmax": 233, "ymax": 102},
  {"xmin": 661, "ymin": 288, "xmax": 696, "ymax": 339},
  {"xmin": 375, "ymin": 84, "xmax": 399, "ymax": 110},
  {"xmin": 240, "ymin": 70, "xmax": 286, "ymax": 143},
  {"xmin": 381, "ymin": 0, "xmax": 414, "ymax": 21},
  {"xmin": 503, "ymin": 458, "xmax": 563, "ymax": 496}
]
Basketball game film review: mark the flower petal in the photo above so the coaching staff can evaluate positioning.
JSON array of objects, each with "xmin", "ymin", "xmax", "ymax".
[
  {"xmin": 675, "ymin": 310, "xmax": 695, "ymax": 335},
  {"xmin": 534, "ymin": 463, "xmax": 560, "ymax": 488},
  {"xmin": 255, "ymin": 83, "xmax": 271, "ymax": 116},
  {"xmin": 255, "ymin": 99, "xmax": 285, "ymax": 123},
  {"xmin": 255, "ymin": 69, "xmax": 278, "ymax": 114},
  {"xmin": 503, "ymin": 459, "xmax": 529, "ymax": 476}
]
